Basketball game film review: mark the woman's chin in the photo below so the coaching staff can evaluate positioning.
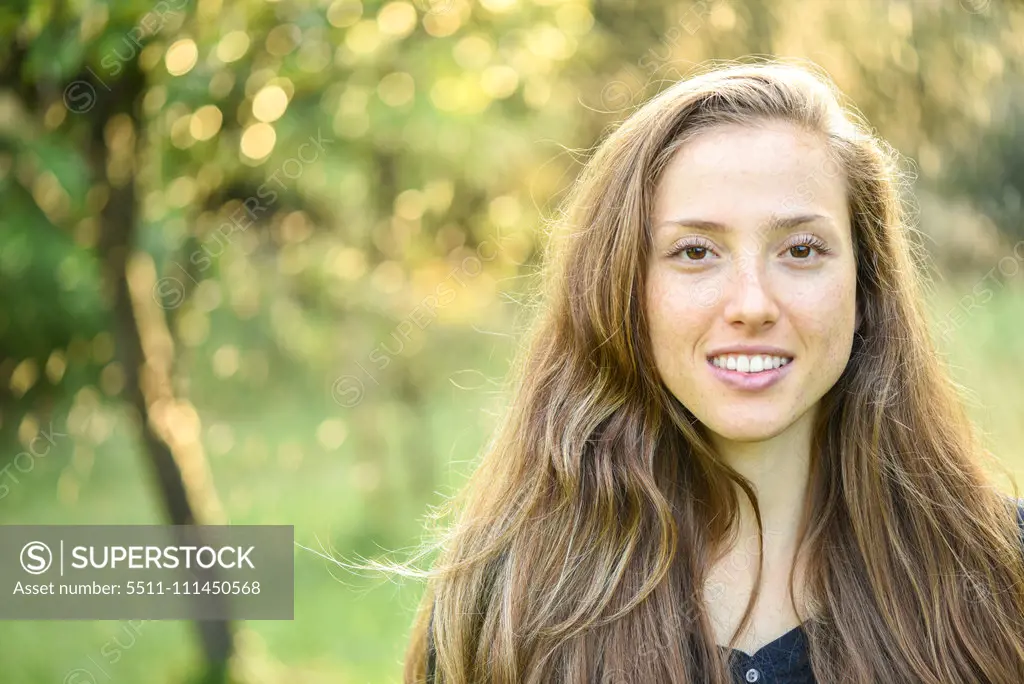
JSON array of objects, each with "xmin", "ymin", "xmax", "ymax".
[{"xmin": 700, "ymin": 415, "xmax": 789, "ymax": 443}]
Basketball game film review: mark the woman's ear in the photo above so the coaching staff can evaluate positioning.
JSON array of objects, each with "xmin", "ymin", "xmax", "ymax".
[{"xmin": 855, "ymin": 300, "xmax": 863, "ymax": 332}]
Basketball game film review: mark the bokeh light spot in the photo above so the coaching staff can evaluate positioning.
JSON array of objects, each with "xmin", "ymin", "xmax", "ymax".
[
  {"xmin": 252, "ymin": 85, "xmax": 289, "ymax": 122},
  {"xmin": 165, "ymin": 39, "xmax": 199, "ymax": 76},
  {"xmin": 240, "ymin": 122, "xmax": 277, "ymax": 160},
  {"xmin": 216, "ymin": 31, "xmax": 251, "ymax": 63},
  {"xmin": 190, "ymin": 104, "xmax": 224, "ymax": 141}
]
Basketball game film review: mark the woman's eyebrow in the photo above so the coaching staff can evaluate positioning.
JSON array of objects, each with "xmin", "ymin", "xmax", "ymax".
[{"xmin": 656, "ymin": 213, "xmax": 831, "ymax": 236}]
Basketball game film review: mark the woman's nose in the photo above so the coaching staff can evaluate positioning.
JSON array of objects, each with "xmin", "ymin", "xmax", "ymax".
[{"xmin": 721, "ymin": 248, "xmax": 780, "ymax": 327}]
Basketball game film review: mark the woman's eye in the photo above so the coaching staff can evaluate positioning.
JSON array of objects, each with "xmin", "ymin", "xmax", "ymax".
[
  {"xmin": 784, "ymin": 237, "xmax": 831, "ymax": 260},
  {"xmin": 670, "ymin": 239, "xmax": 716, "ymax": 261}
]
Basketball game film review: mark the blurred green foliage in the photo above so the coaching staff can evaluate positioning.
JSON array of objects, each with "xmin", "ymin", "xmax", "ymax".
[{"xmin": 1, "ymin": 0, "xmax": 1024, "ymax": 681}]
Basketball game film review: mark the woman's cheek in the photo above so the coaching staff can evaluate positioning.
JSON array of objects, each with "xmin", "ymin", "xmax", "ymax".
[{"xmin": 784, "ymin": 274, "xmax": 852, "ymax": 316}]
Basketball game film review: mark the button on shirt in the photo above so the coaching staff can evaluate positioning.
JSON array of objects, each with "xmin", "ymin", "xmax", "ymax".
[{"xmin": 723, "ymin": 624, "xmax": 813, "ymax": 684}]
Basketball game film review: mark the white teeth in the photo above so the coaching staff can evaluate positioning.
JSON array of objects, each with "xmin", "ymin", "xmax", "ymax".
[{"xmin": 709, "ymin": 354, "xmax": 792, "ymax": 373}]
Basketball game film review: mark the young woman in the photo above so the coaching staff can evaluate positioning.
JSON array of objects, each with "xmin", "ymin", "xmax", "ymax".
[{"xmin": 402, "ymin": 60, "xmax": 1024, "ymax": 683}]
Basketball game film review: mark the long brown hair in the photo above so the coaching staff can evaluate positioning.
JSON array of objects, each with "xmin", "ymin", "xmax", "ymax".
[{"xmin": 392, "ymin": 58, "xmax": 1024, "ymax": 683}]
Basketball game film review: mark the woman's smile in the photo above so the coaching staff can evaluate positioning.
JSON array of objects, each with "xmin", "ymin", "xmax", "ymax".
[{"xmin": 706, "ymin": 353, "xmax": 794, "ymax": 391}]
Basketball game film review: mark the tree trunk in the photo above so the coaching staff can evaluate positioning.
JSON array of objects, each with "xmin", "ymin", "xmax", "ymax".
[{"xmin": 89, "ymin": 60, "xmax": 234, "ymax": 680}]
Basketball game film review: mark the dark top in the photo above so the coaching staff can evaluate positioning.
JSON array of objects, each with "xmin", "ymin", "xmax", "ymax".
[{"xmin": 425, "ymin": 501, "xmax": 1024, "ymax": 683}]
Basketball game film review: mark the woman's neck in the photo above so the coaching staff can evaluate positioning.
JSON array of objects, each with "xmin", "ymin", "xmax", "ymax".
[{"xmin": 708, "ymin": 405, "xmax": 816, "ymax": 547}]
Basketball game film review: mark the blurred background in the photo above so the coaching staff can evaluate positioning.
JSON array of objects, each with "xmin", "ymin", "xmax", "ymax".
[{"xmin": 1, "ymin": 0, "xmax": 1023, "ymax": 681}]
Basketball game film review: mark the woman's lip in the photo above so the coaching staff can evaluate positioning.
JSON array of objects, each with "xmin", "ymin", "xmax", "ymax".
[{"xmin": 705, "ymin": 357, "xmax": 793, "ymax": 391}]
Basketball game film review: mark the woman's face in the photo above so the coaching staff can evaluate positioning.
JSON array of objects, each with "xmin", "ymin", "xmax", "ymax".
[{"xmin": 645, "ymin": 121, "xmax": 859, "ymax": 443}]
